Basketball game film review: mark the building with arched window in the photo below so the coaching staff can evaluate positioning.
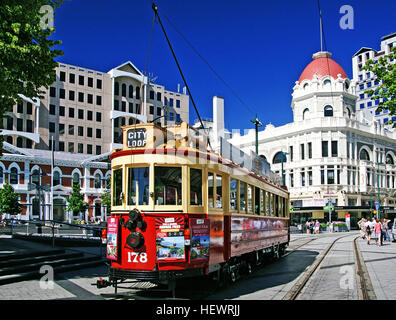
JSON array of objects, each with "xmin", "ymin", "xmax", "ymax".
[{"xmin": 229, "ymin": 50, "xmax": 396, "ymax": 227}]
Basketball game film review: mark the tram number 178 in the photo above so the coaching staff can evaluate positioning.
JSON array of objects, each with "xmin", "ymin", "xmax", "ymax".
[{"xmin": 127, "ymin": 252, "xmax": 148, "ymax": 263}]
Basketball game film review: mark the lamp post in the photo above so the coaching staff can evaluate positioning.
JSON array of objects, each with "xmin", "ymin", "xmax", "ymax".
[
  {"xmin": 250, "ymin": 115, "xmax": 262, "ymax": 155},
  {"xmin": 377, "ymin": 161, "xmax": 384, "ymax": 220}
]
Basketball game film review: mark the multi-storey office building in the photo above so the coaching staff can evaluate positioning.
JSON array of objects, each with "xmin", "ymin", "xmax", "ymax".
[
  {"xmin": 229, "ymin": 51, "xmax": 396, "ymax": 228},
  {"xmin": 352, "ymin": 32, "xmax": 395, "ymax": 125},
  {"xmin": 0, "ymin": 60, "xmax": 189, "ymax": 221},
  {"xmin": 2, "ymin": 60, "xmax": 189, "ymax": 154}
]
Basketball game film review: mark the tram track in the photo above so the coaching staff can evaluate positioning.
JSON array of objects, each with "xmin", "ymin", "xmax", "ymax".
[{"xmin": 282, "ymin": 234, "xmax": 375, "ymax": 300}]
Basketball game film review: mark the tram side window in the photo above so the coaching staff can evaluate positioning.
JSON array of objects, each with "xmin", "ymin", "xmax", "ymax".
[
  {"xmin": 247, "ymin": 185, "xmax": 253, "ymax": 213},
  {"xmin": 240, "ymin": 182, "xmax": 246, "ymax": 212},
  {"xmin": 113, "ymin": 168, "xmax": 123, "ymax": 206},
  {"xmin": 155, "ymin": 166, "xmax": 182, "ymax": 206},
  {"xmin": 275, "ymin": 195, "xmax": 279, "ymax": 217},
  {"xmin": 208, "ymin": 172, "xmax": 214, "ymax": 208},
  {"xmin": 216, "ymin": 174, "xmax": 223, "ymax": 208},
  {"xmin": 190, "ymin": 168, "xmax": 202, "ymax": 206},
  {"xmin": 230, "ymin": 179, "xmax": 238, "ymax": 210},
  {"xmin": 127, "ymin": 167, "xmax": 149, "ymax": 206},
  {"xmin": 260, "ymin": 190, "xmax": 265, "ymax": 215},
  {"xmin": 255, "ymin": 187, "xmax": 260, "ymax": 215},
  {"xmin": 267, "ymin": 192, "xmax": 272, "ymax": 215}
]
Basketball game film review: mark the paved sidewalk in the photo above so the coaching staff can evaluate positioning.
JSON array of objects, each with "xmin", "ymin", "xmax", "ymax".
[{"xmin": 356, "ymin": 236, "xmax": 396, "ymax": 300}]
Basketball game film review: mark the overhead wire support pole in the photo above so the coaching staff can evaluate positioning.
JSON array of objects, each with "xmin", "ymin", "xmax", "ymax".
[{"xmin": 152, "ymin": 3, "xmax": 213, "ymax": 151}]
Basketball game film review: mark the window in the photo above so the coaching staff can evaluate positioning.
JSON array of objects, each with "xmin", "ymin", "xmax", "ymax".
[
  {"xmin": 88, "ymin": 94, "xmax": 93, "ymax": 104},
  {"xmin": 72, "ymin": 172, "xmax": 80, "ymax": 186},
  {"xmin": 308, "ymin": 142, "xmax": 312, "ymax": 158},
  {"xmin": 260, "ymin": 190, "xmax": 265, "ymax": 215},
  {"xmin": 17, "ymin": 118, "xmax": 23, "ymax": 131},
  {"xmin": 322, "ymin": 141, "xmax": 328, "ymax": 157},
  {"xmin": 136, "ymin": 87, "xmax": 140, "ymax": 100},
  {"xmin": 49, "ymin": 122, "xmax": 55, "ymax": 133},
  {"xmin": 324, "ymin": 105, "xmax": 333, "ymax": 117},
  {"xmin": 53, "ymin": 171, "xmax": 61, "ymax": 186},
  {"xmin": 69, "ymin": 73, "xmax": 75, "ymax": 83},
  {"xmin": 208, "ymin": 172, "xmax": 214, "ymax": 208},
  {"xmin": 68, "ymin": 125, "xmax": 74, "ymax": 135},
  {"xmin": 114, "ymin": 100, "xmax": 119, "ymax": 111},
  {"xmin": 59, "ymin": 88, "xmax": 65, "ymax": 99},
  {"xmin": 79, "ymin": 75, "xmax": 84, "ymax": 86},
  {"xmin": 78, "ymin": 109, "xmax": 84, "ymax": 120},
  {"xmin": 247, "ymin": 185, "xmax": 253, "ymax": 213},
  {"xmin": 149, "ymin": 91, "xmax": 154, "ymax": 100},
  {"xmin": 69, "ymin": 90, "xmax": 75, "ymax": 101},
  {"xmin": 308, "ymin": 169, "xmax": 313, "ymax": 186},
  {"xmin": 154, "ymin": 166, "xmax": 182, "ymax": 206},
  {"xmin": 303, "ymin": 108, "xmax": 310, "ymax": 120},
  {"xmin": 127, "ymin": 167, "xmax": 149, "ymax": 206},
  {"xmin": 129, "ymin": 85, "xmax": 133, "ymax": 98},
  {"xmin": 78, "ymin": 92, "xmax": 84, "ymax": 103},
  {"xmin": 58, "ymin": 141, "xmax": 64, "ymax": 152},
  {"xmin": 301, "ymin": 170, "xmax": 305, "ymax": 186},
  {"xmin": 88, "ymin": 77, "xmax": 93, "ymax": 87},
  {"xmin": 216, "ymin": 174, "xmax": 223, "ymax": 209},
  {"xmin": 87, "ymin": 144, "xmax": 92, "ymax": 154},
  {"xmin": 359, "ymin": 149, "xmax": 370, "ymax": 161},
  {"xmin": 26, "ymin": 103, "xmax": 32, "ymax": 115},
  {"xmin": 96, "ymin": 95, "xmax": 102, "ymax": 105},
  {"xmin": 272, "ymin": 152, "xmax": 287, "ymax": 164},
  {"xmin": 300, "ymin": 144, "xmax": 305, "ymax": 160},
  {"xmin": 96, "ymin": 146, "xmax": 101, "ymax": 155},
  {"xmin": 230, "ymin": 178, "xmax": 237, "ymax": 210},
  {"xmin": 59, "ymin": 123, "xmax": 64, "ymax": 135},
  {"xmin": 122, "ymin": 84, "xmax": 126, "ymax": 97},
  {"xmin": 176, "ymin": 100, "xmax": 180, "ymax": 108},
  {"xmin": 26, "ymin": 120, "xmax": 33, "ymax": 133},
  {"xmin": 78, "ymin": 126, "xmax": 83, "ymax": 136},
  {"xmin": 328, "ymin": 168, "xmax": 335, "ymax": 184},
  {"xmin": 289, "ymin": 146, "xmax": 293, "ymax": 162},
  {"xmin": 114, "ymin": 82, "xmax": 119, "ymax": 96},
  {"xmin": 157, "ymin": 92, "xmax": 161, "ymax": 101},
  {"xmin": 113, "ymin": 168, "xmax": 123, "ymax": 206},
  {"xmin": 96, "ymin": 129, "xmax": 101, "ymax": 139},
  {"xmin": 321, "ymin": 166, "xmax": 325, "ymax": 184},
  {"xmin": 60, "ymin": 71, "xmax": 66, "ymax": 82},
  {"xmin": 96, "ymin": 112, "xmax": 102, "ymax": 122},
  {"xmin": 68, "ymin": 142, "xmax": 74, "ymax": 153},
  {"xmin": 10, "ymin": 167, "xmax": 18, "ymax": 185},
  {"xmin": 17, "ymin": 137, "xmax": 23, "ymax": 148},
  {"xmin": 17, "ymin": 102, "xmax": 23, "ymax": 113},
  {"xmin": 87, "ymin": 127, "xmax": 92, "ymax": 137},
  {"xmin": 331, "ymin": 141, "xmax": 338, "ymax": 157},
  {"xmin": 50, "ymin": 87, "xmax": 56, "ymax": 97},
  {"xmin": 240, "ymin": 182, "xmax": 246, "ymax": 212},
  {"xmin": 190, "ymin": 168, "xmax": 202, "ymax": 206},
  {"xmin": 87, "ymin": 110, "xmax": 93, "ymax": 121},
  {"xmin": 96, "ymin": 79, "xmax": 102, "ymax": 89},
  {"xmin": 78, "ymin": 143, "xmax": 83, "ymax": 153},
  {"xmin": 149, "ymin": 106, "xmax": 154, "ymax": 115}
]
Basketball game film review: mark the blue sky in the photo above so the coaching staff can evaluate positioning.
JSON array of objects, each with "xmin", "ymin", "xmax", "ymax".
[{"xmin": 52, "ymin": 0, "xmax": 396, "ymax": 131}]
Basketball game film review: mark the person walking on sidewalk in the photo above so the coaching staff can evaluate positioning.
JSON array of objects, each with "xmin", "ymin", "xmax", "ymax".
[
  {"xmin": 374, "ymin": 219, "xmax": 382, "ymax": 246},
  {"xmin": 382, "ymin": 219, "xmax": 391, "ymax": 243},
  {"xmin": 365, "ymin": 219, "xmax": 373, "ymax": 245},
  {"xmin": 314, "ymin": 220, "xmax": 320, "ymax": 234},
  {"xmin": 358, "ymin": 218, "xmax": 367, "ymax": 239}
]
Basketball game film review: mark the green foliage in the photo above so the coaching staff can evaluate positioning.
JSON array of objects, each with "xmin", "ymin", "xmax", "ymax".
[
  {"xmin": 0, "ymin": 0, "xmax": 64, "ymax": 151},
  {"xmin": 66, "ymin": 183, "xmax": 88, "ymax": 216},
  {"xmin": 0, "ymin": 183, "xmax": 22, "ymax": 216},
  {"xmin": 362, "ymin": 47, "xmax": 396, "ymax": 126},
  {"xmin": 100, "ymin": 189, "xmax": 111, "ymax": 214}
]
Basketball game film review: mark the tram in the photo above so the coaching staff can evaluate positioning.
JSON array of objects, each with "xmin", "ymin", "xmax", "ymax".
[{"xmin": 98, "ymin": 122, "xmax": 290, "ymax": 294}]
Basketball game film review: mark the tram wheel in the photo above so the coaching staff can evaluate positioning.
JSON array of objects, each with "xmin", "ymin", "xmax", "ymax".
[
  {"xmin": 246, "ymin": 262, "xmax": 253, "ymax": 275},
  {"xmin": 229, "ymin": 269, "xmax": 237, "ymax": 283},
  {"xmin": 273, "ymin": 245, "xmax": 280, "ymax": 260}
]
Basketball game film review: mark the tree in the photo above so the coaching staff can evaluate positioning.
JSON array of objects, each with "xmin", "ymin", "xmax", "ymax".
[
  {"xmin": 100, "ymin": 189, "xmax": 111, "ymax": 216},
  {"xmin": 66, "ymin": 183, "xmax": 88, "ymax": 221},
  {"xmin": 363, "ymin": 47, "xmax": 396, "ymax": 127},
  {"xmin": 0, "ymin": 183, "xmax": 22, "ymax": 217},
  {"xmin": 0, "ymin": 1, "xmax": 64, "ymax": 150}
]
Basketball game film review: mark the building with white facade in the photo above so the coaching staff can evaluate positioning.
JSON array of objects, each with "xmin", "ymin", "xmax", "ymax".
[
  {"xmin": 352, "ymin": 32, "xmax": 395, "ymax": 125},
  {"xmin": 229, "ymin": 51, "xmax": 396, "ymax": 227}
]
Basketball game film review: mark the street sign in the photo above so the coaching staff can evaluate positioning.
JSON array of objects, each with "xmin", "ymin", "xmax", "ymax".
[
  {"xmin": 375, "ymin": 201, "xmax": 380, "ymax": 211},
  {"xmin": 27, "ymin": 183, "xmax": 36, "ymax": 191}
]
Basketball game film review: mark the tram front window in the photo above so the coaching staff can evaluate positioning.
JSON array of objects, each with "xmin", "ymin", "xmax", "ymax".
[
  {"xmin": 128, "ymin": 167, "xmax": 149, "ymax": 206},
  {"xmin": 113, "ymin": 168, "xmax": 123, "ymax": 206},
  {"xmin": 155, "ymin": 166, "xmax": 182, "ymax": 206},
  {"xmin": 230, "ymin": 179, "xmax": 237, "ymax": 210}
]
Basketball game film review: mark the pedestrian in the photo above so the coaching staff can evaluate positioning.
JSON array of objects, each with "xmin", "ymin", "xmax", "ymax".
[
  {"xmin": 364, "ymin": 219, "xmax": 373, "ymax": 245},
  {"xmin": 382, "ymin": 219, "xmax": 391, "ymax": 243},
  {"xmin": 306, "ymin": 221, "xmax": 310, "ymax": 234},
  {"xmin": 315, "ymin": 220, "xmax": 320, "ymax": 234},
  {"xmin": 357, "ymin": 218, "xmax": 366, "ymax": 239},
  {"xmin": 373, "ymin": 219, "xmax": 382, "ymax": 246},
  {"xmin": 309, "ymin": 220, "xmax": 314, "ymax": 234}
]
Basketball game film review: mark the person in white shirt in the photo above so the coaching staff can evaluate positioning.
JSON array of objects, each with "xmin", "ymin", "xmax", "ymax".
[{"xmin": 364, "ymin": 220, "xmax": 373, "ymax": 245}]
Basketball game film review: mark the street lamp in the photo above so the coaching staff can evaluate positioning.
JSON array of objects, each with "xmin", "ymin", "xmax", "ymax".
[
  {"xmin": 250, "ymin": 115, "xmax": 262, "ymax": 155},
  {"xmin": 377, "ymin": 161, "xmax": 384, "ymax": 220}
]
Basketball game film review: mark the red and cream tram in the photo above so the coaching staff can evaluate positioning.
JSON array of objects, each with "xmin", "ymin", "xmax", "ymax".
[{"xmin": 99, "ymin": 122, "xmax": 290, "ymax": 294}]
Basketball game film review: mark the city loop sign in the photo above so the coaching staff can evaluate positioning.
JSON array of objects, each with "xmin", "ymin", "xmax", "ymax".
[{"xmin": 127, "ymin": 128, "xmax": 147, "ymax": 148}]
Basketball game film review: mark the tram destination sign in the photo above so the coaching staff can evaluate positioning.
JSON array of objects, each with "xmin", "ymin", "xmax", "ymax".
[{"xmin": 127, "ymin": 128, "xmax": 147, "ymax": 148}]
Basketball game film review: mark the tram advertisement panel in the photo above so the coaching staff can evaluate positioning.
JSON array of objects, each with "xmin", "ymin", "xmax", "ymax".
[
  {"xmin": 155, "ymin": 217, "xmax": 185, "ymax": 261},
  {"xmin": 190, "ymin": 219, "xmax": 210, "ymax": 261},
  {"xmin": 106, "ymin": 217, "xmax": 119, "ymax": 261}
]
